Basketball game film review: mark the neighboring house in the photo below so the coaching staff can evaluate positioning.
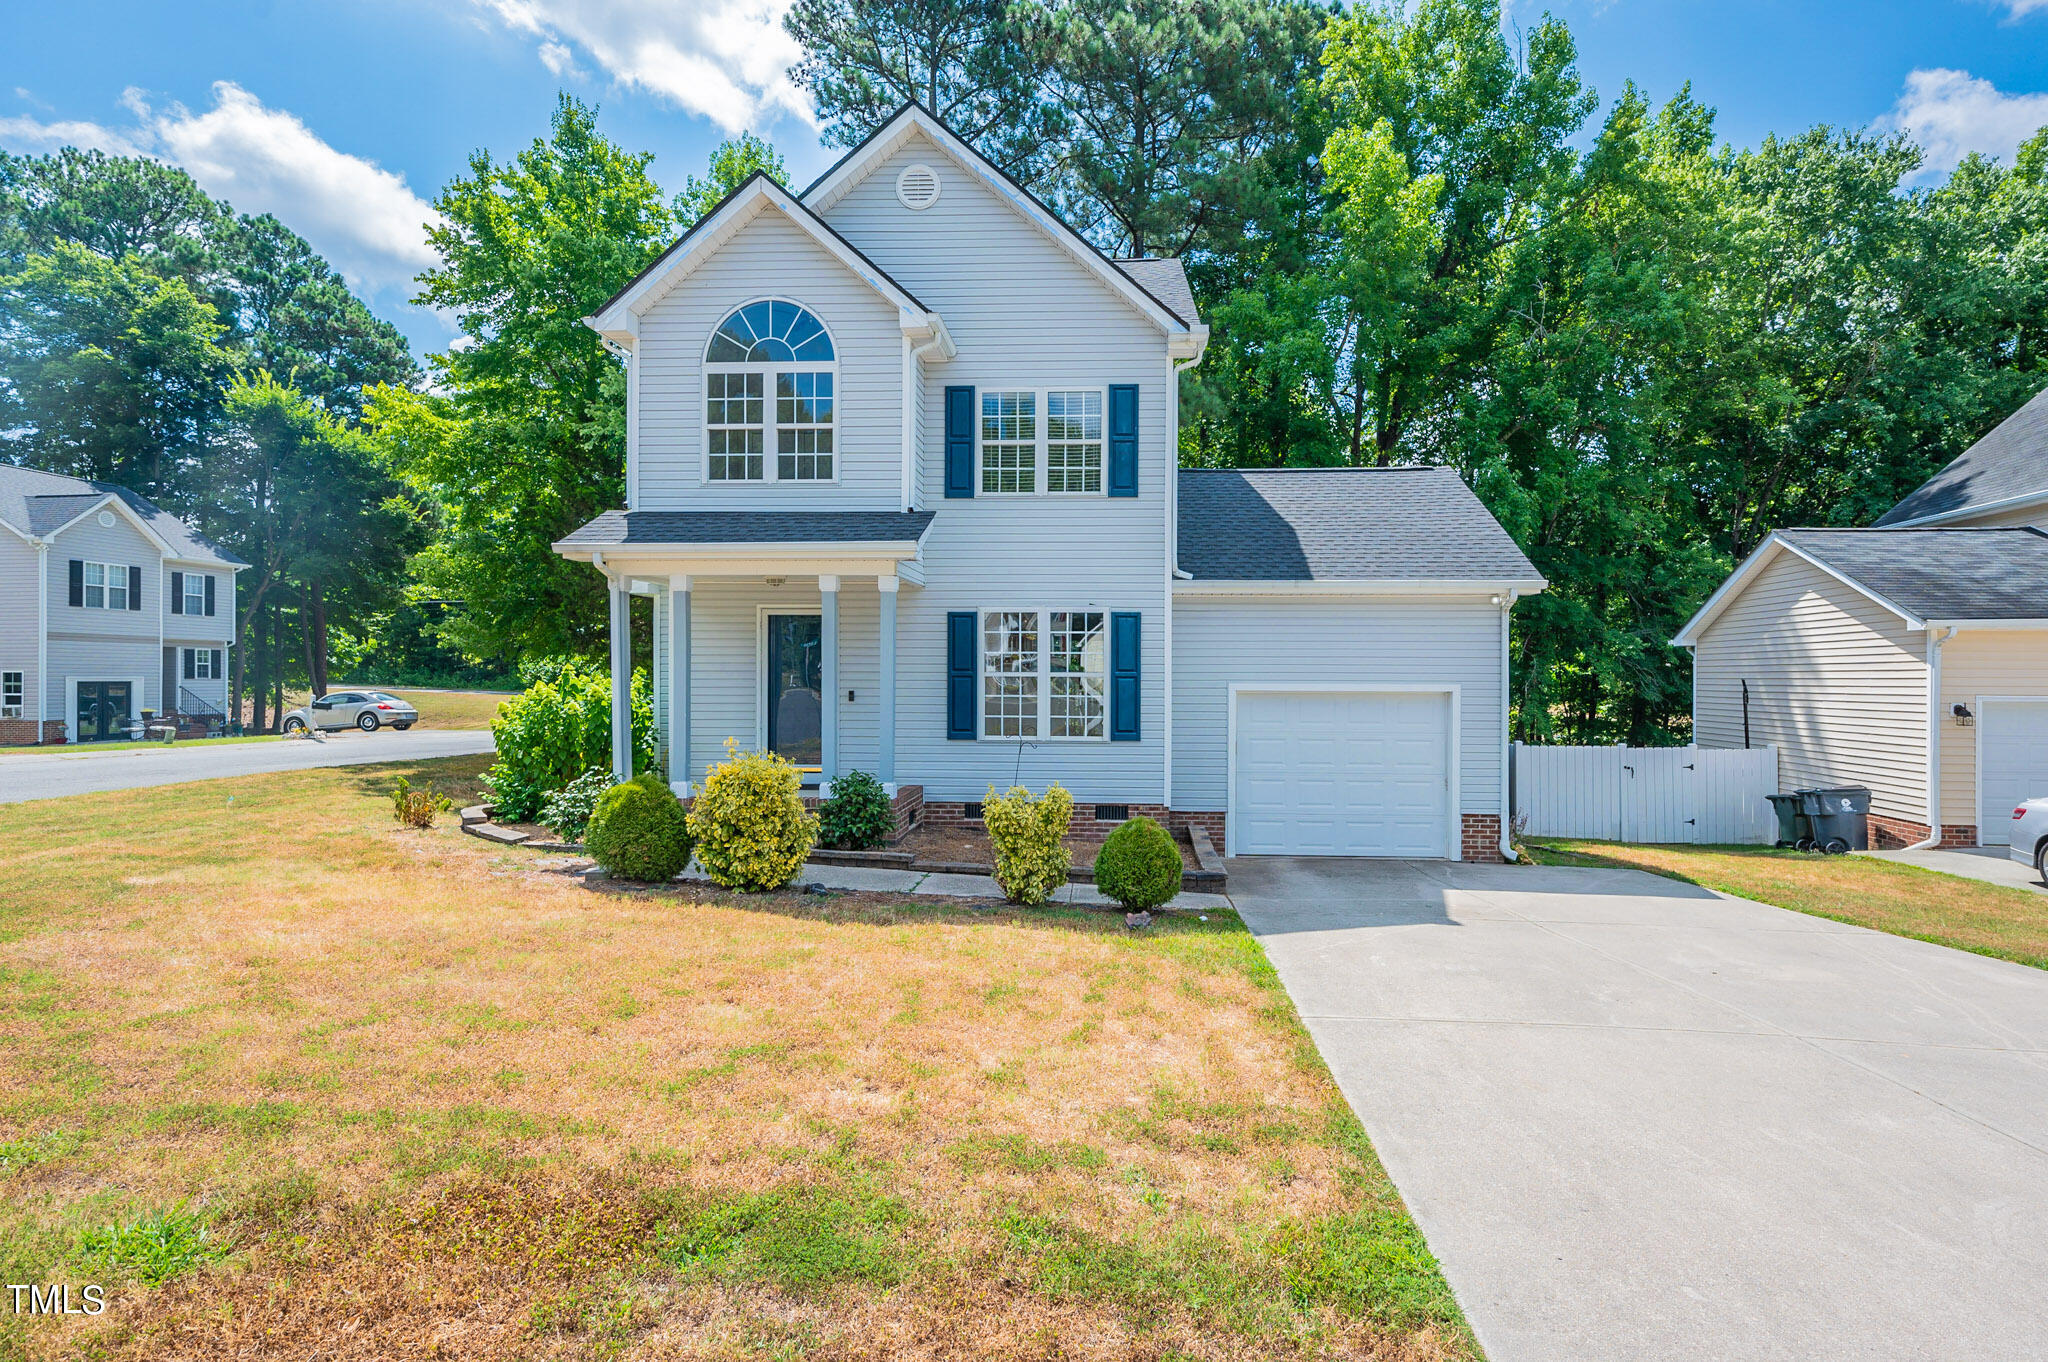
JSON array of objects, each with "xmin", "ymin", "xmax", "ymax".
[
  {"xmin": 1676, "ymin": 385, "xmax": 2048, "ymax": 849},
  {"xmin": 555, "ymin": 103, "xmax": 1544, "ymax": 860},
  {"xmin": 0, "ymin": 465, "xmax": 245, "ymax": 745}
]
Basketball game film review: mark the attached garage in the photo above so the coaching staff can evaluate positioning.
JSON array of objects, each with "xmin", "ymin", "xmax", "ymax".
[
  {"xmin": 1231, "ymin": 688, "xmax": 1456, "ymax": 857},
  {"xmin": 1977, "ymin": 698, "xmax": 2048, "ymax": 844}
]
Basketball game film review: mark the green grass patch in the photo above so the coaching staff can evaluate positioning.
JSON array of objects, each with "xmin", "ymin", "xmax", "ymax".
[
  {"xmin": 654, "ymin": 1182, "xmax": 909, "ymax": 1292},
  {"xmin": 78, "ymin": 1206, "xmax": 228, "ymax": 1286}
]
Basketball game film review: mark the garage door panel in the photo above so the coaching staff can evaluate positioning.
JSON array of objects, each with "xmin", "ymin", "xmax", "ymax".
[
  {"xmin": 1980, "ymin": 701, "xmax": 2048, "ymax": 845},
  {"xmin": 1234, "ymin": 690, "xmax": 1451, "ymax": 857}
]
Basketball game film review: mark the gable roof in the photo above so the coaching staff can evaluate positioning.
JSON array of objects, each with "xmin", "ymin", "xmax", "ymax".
[
  {"xmin": 0, "ymin": 464, "xmax": 245, "ymax": 565},
  {"xmin": 1113, "ymin": 258, "xmax": 1197, "ymax": 326},
  {"xmin": 1876, "ymin": 384, "xmax": 2048, "ymax": 526},
  {"xmin": 1673, "ymin": 526, "xmax": 2048, "ymax": 644},
  {"xmin": 587, "ymin": 172, "xmax": 942, "ymax": 345},
  {"xmin": 801, "ymin": 103, "xmax": 1205, "ymax": 349},
  {"xmin": 1175, "ymin": 466, "xmax": 1544, "ymax": 586}
]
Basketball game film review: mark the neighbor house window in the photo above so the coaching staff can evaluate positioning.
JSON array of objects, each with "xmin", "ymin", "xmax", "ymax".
[
  {"xmin": 82, "ymin": 561, "xmax": 128, "ymax": 610},
  {"xmin": 1, "ymin": 671, "xmax": 21, "ymax": 719},
  {"xmin": 980, "ymin": 609, "xmax": 1106, "ymax": 740},
  {"xmin": 183, "ymin": 573, "xmax": 206, "ymax": 616},
  {"xmin": 703, "ymin": 300, "xmax": 836, "ymax": 483},
  {"xmin": 980, "ymin": 389, "xmax": 1106, "ymax": 495},
  {"xmin": 184, "ymin": 648, "xmax": 219, "ymax": 680}
]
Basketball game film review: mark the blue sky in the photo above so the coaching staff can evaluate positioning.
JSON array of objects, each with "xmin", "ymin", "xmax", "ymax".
[{"xmin": 5, "ymin": 0, "xmax": 2046, "ymax": 359}]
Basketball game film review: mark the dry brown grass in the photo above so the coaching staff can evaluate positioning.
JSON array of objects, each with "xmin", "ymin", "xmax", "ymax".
[{"xmin": 0, "ymin": 758, "xmax": 1472, "ymax": 1361}]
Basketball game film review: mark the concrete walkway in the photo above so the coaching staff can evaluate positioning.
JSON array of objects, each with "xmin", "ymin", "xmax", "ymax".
[
  {"xmin": 681, "ymin": 858, "xmax": 1235, "ymax": 911},
  {"xmin": 1232, "ymin": 856, "xmax": 2048, "ymax": 1362},
  {"xmin": 0, "ymin": 728, "xmax": 494, "ymax": 803},
  {"xmin": 1864, "ymin": 844, "xmax": 2048, "ymax": 894}
]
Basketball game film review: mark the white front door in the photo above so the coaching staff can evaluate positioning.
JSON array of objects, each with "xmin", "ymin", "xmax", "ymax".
[
  {"xmin": 1978, "ymin": 699, "xmax": 2048, "ymax": 845},
  {"xmin": 1232, "ymin": 690, "xmax": 1453, "ymax": 857}
]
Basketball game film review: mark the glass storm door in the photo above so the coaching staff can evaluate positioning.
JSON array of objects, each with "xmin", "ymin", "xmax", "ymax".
[
  {"xmin": 76, "ymin": 681, "xmax": 132, "ymax": 742},
  {"xmin": 765, "ymin": 613, "xmax": 823, "ymax": 767}
]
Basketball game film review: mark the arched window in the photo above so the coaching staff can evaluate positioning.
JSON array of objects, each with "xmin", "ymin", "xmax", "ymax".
[{"xmin": 703, "ymin": 301, "xmax": 837, "ymax": 483}]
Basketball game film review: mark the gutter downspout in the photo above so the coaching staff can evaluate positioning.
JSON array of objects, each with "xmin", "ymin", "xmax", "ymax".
[
  {"xmin": 36, "ymin": 542, "xmax": 48, "ymax": 742},
  {"xmin": 1164, "ymin": 348, "xmax": 1205, "ymax": 811},
  {"xmin": 1906, "ymin": 624, "xmax": 1954, "ymax": 851},
  {"xmin": 1498, "ymin": 589, "xmax": 1521, "ymax": 862}
]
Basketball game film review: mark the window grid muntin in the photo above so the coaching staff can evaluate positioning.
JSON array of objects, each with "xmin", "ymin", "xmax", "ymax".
[
  {"xmin": 1046, "ymin": 391, "xmax": 1104, "ymax": 493},
  {"xmin": 977, "ymin": 388, "xmax": 1109, "ymax": 496},
  {"xmin": 187, "ymin": 648, "xmax": 218, "ymax": 680},
  {"xmin": 980, "ymin": 391, "xmax": 1036, "ymax": 493},
  {"xmin": 706, "ymin": 371, "xmax": 766, "ymax": 481},
  {"xmin": 979, "ymin": 608, "xmax": 1112, "ymax": 741},
  {"xmin": 775, "ymin": 371, "xmax": 836, "ymax": 481},
  {"xmin": 1, "ymin": 671, "xmax": 21, "ymax": 718},
  {"xmin": 183, "ymin": 574, "xmax": 205, "ymax": 615},
  {"xmin": 82, "ymin": 560, "xmax": 128, "ymax": 610}
]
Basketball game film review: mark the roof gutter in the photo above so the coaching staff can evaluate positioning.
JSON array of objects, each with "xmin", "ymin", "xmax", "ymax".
[
  {"xmin": 1881, "ymin": 488, "xmax": 2048, "ymax": 529},
  {"xmin": 1907, "ymin": 624, "xmax": 1957, "ymax": 852}
]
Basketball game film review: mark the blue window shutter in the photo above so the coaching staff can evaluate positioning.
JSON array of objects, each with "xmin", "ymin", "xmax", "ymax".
[
  {"xmin": 1110, "ymin": 612, "xmax": 1140, "ymax": 741},
  {"xmin": 170, "ymin": 571, "xmax": 183, "ymax": 614},
  {"xmin": 946, "ymin": 611, "xmax": 977, "ymax": 739},
  {"xmin": 1108, "ymin": 385, "xmax": 1139, "ymax": 497},
  {"xmin": 944, "ymin": 385, "xmax": 976, "ymax": 498}
]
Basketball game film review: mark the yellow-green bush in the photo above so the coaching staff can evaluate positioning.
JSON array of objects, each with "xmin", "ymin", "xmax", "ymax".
[
  {"xmin": 687, "ymin": 739, "xmax": 819, "ymax": 892},
  {"xmin": 983, "ymin": 783, "xmax": 1073, "ymax": 905}
]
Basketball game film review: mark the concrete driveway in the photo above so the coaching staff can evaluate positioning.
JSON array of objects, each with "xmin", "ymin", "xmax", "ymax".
[
  {"xmin": 1232, "ymin": 856, "xmax": 2048, "ymax": 1362},
  {"xmin": 0, "ymin": 728, "xmax": 493, "ymax": 803}
]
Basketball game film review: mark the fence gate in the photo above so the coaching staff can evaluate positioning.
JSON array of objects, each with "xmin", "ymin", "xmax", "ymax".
[{"xmin": 1514, "ymin": 744, "xmax": 1779, "ymax": 845}]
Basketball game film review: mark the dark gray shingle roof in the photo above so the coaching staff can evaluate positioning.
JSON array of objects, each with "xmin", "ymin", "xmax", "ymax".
[
  {"xmin": 1876, "ymin": 385, "xmax": 2048, "ymax": 525},
  {"xmin": 1778, "ymin": 527, "xmax": 2048, "ymax": 620},
  {"xmin": 1112, "ymin": 257, "xmax": 1196, "ymax": 325},
  {"xmin": 558, "ymin": 510, "xmax": 936, "ymax": 548},
  {"xmin": 1176, "ymin": 466, "xmax": 1542, "ymax": 582},
  {"xmin": 0, "ymin": 464, "xmax": 244, "ymax": 565}
]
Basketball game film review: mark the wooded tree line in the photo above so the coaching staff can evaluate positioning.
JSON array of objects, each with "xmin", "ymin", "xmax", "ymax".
[{"xmin": 4, "ymin": 0, "xmax": 2045, "ymax": 741}]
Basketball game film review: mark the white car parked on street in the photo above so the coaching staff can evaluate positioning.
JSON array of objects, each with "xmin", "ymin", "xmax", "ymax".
[{"xmin": 2009, "ymin": 798, "xmax": 2048, "ymax": 878}]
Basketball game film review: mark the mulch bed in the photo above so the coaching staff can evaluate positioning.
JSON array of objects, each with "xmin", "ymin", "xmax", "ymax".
[{"xmin": 898, "ymin": 822, "xmax": 1198, "ymax": 874}]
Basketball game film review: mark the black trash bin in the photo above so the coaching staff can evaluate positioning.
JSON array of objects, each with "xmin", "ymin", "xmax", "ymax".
[
  {"xmin": 1798, "ymin": 787, "xmax": 1870, "ymax": 854},
  {"xmin": 1766, "ymin": 793, "xmax": 1813, "ymax": 849}
]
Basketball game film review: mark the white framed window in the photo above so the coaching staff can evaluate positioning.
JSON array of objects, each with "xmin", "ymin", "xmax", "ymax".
[
  {"xmin": 183, "ymin": 573, "xmax": 206, "ymax": 616},
  {"xmin": 82, "ymin": 561, "xmax": 128, "ymax": 610},
  {"xmin": 184, "ymin": 648, "xmax": 219, "ymax": 681},
  {"xmin": 1, "ymin": 671, "xmax": 22, "ymax": 719},
  {"xmin": 980, "ymin": 608, "xmax": 1107, "ymax": 740},
  {"xmin": 703, "ymin": 299, "xmax": 837, "ymax": 484},
  {"xmin": 979, "ymin": 389, "xmax": 1106, "ymax": 495}
]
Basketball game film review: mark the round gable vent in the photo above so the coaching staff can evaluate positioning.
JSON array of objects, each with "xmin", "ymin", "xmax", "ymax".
[
  {"xmin": 97, "ymin": 510, "xmax": 116, "ymax": 527},
  {"xmin": 896, "ymin": 162, "xmax": 941, "ymax": 211}
]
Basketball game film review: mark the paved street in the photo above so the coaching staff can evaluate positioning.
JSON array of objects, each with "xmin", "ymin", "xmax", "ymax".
[
  {"xmin": 1233, "ymin": 856, "xmax": 2048, "ymax": 1362},
  {"xmin": 0, "ymin": 729, "xmax": 494, "ymax": 803}
]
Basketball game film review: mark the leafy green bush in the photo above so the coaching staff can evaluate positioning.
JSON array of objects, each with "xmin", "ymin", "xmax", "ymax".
[
  {"xmin": 818, "ymin": 769, "xmax": 894, "ymax": 850},
  {"xmin": 482, "ymin": 659, "xmax": 656, "ymax": 822},
  {"xmin": 984, "ymin": 783, "xmax": 1073, "ymax": 905},
  {"xmin": 687, "ymin": 740, "xmax": 818, "ymax": 892},
  {"xmin": 390, "ymin": 775, "xmax": 452, "ymax": 828},
  {"xmin": 585, "ymin": 774, "xmax": 692, "ymax": 882},
  {"xmin": 1093, "ymin": 816, "xmax": 1182, "ymax": 911},
  {"xmin": 538, "ymin": 766, "xmax": 614, "ymax": 842}
]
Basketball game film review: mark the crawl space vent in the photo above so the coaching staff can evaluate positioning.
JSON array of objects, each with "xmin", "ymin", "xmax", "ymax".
[{"xmin": 896, "ymin": 163, "xmax": 942, "ymax": 211}]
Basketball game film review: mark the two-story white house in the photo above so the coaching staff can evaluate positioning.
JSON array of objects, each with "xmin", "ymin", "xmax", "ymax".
[
  {"xmin": 0, "ymin": 465, "xmax": 244, "ymax": 744},
  {"xmin": 555, "ymin": 104, "xmax": 1544, "ymax": 860}
]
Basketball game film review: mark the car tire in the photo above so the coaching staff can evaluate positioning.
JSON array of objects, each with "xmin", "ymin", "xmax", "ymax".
[
  {"xmin": 282, "ymin": 717, "xmax": 305, "ymax": 734},
  {"xmin": 2036, "ymin": 839, "xmax": 2047, "ymax": 881},
  {"xmin": 394, "ymin": 722, "xmax": 412, "ymax": 731},
  {"xmin": 357, "ymin": 712, "xmax": 380, "ymax": 732}
]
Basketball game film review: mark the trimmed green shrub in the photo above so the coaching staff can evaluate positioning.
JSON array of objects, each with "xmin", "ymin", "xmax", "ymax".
[
  {"xmin": 481, "ymin": 659, "xmax": 657, "ymax": 822},
  {"xmin": 1093, "ymin": 816, "xmax": 1182, "ymax": 911},
  {"xmin": 585, "ymin": 774, "xmax": 692, "ymax": 882},
  {"xmin": 984, "ymin": 783, "xmax": 1073, "ymax": 906},
  {"xmin": 818, "ymin": 769, "xmax": 894, "ymax": 850},
  {"xmin": 688, "ymin": 740, "xmax": 819, "ymax": 891},
  {"xmin": 538, "ymin": 766, "xmax": 613, "ymax": 842}
]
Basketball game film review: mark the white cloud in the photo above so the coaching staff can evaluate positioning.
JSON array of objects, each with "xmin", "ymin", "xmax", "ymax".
[
  {"xmin": 1879, "ymin": 68, "xmax": 2048, "ymax": 178},
  {"xmin": 1998, "ymin": 0, "xmax": 2048, "ymax": 16},
  {"xmin": 468, "ymin": 0, "xmax": 813, "ymax": 132},
  {"xmin": 0, "ymin": 82, "xmax": 442, "ymax": 300},
  {"xmin": 537, "ymin": 40, "xmax": 581, "ymax": 77}
]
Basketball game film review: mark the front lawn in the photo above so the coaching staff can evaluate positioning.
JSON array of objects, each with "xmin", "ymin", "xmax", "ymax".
[
  {"xmin": 0, "ymin": 758, "xmax": 1472, "ymax": 1361},
  {"xmin": 1530, "ymin": 840, "xmax": 2048, "ymax": 971}
]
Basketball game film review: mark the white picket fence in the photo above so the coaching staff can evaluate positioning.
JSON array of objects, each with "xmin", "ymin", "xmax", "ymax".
[{"xmin": 1513, "ymin": 743, "xmax": 1780, "ymax": 844}]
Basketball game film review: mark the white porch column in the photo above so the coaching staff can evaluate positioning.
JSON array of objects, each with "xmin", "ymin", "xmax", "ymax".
[
  {"xmin": 668, "ymin": 574, "xmax": 690, "ymax": 793},
  {"xmin": 878, "ymin": 573, "xmax": 897, "ymax": 786},
  {"xmin": 608, "ymin": 578, "xmax": 631, "ymax": 781},
  {"xmin": 818, "ymin": 573, "xmax": 840, "ymax": 784}
]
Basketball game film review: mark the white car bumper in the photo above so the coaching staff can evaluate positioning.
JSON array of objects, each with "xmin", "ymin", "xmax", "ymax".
[{"xmin": 2013, "ymin": 842, "xmax": 2036, "ymax": 867}]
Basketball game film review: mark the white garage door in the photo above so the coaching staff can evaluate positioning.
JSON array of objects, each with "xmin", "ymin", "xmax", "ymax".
[
  {"xmin": 1979, "ymin": 699, "xmax": 2048, "ymax": 845},
  {"xmin": 1233, "ymin": 690, "xmax": 1452, "ymax": 857}
]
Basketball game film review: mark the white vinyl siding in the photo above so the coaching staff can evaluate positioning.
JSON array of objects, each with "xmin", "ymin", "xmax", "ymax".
[
  {"xmin": 164, "ymin": 566, "xmax": 236, "ymax": 645},
  {"xmin": 1937, "ymin": 630, "xmax": 2048, "ymax": 837},
  {"xmin": 1691, "ymin": 550, "xmax": 1929, "ymax": 822},
  {"xmin": 51, "ymin": 516, "xmax": 155, "ymax": 638},
  {"xmin": 0, "ymin": 534, "xmax": 38, "ymax": 725},
  {"xmin": 1171, "ymin": 595, "xmax": 1503, "ymax": 817},
  {"xmin": 46, "ymin": 634, "xmax": 159, "ymax": 714},
  {"xmin": 635, "ymin": 208, "xmax": 903, "ymax": 510}
]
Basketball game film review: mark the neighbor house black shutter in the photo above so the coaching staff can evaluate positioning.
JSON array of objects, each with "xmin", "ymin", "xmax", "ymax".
[
  {"xmin": 182, "ymin": 649, "xmax": 195, "ymax": 680},
  {"xmin": 946, "ymin": 611, "xmax": 977, "ymax": 739},
  {"xmin": 128, "ymin": 565, "xmax": 142, "ymax": 610},
  {"xmin": 203, "ymin": 575, "xmax": 215, "ymax": 616},
  {"xmin": 211, "ymin": 649, "xmax": 224, "ymax": 679},
  {"xmin": 68, "ymin": 560, "xmax": 83, "ymax": 606},
  {"xmin": 944, "ymin": 385, "xmax": 976, "ymax": 499},
  {"xmin": 1108, "ymin": 385, "xmax": 1139, "ymax": 497},
  {"xmin": 170, "ymin": 571, "xmax": 184, "ymax": 614},
  {"xmin": 1110, "ymin": 612, "xmax": 1140, "ymax": 741}
]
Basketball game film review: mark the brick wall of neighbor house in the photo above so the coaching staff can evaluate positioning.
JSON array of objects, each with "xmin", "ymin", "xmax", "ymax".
[
  {"xmin": 1867, "ymin": 813, "xmax": 1979, "ymax": 850},
  {"xmin": 1461, "ymin": 813, "xmax": 1505, "ymax": 863},
  {"xmin": 0, "ymin": 719, "xmax": 64, "ymax": 746}
]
